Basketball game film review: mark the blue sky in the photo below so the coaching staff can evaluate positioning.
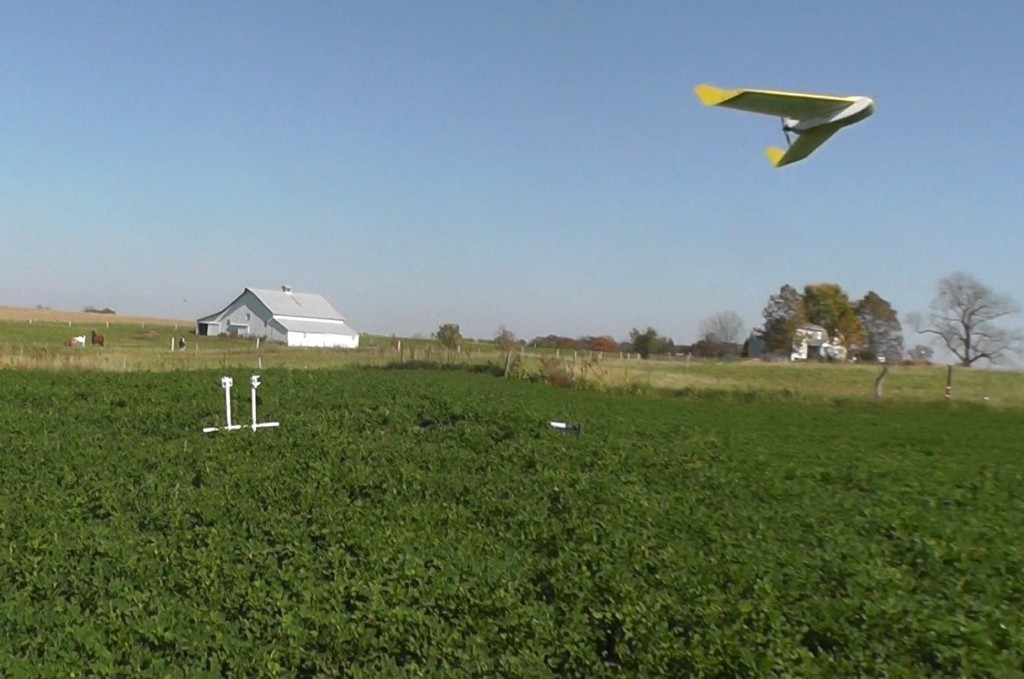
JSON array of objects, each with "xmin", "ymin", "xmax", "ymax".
[{"xmin": 2, "ymin": 2, "xmax": 1022, "ymax": 345}]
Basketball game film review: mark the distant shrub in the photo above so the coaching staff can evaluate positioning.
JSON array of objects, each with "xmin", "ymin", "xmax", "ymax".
[{"xmin": 535, "ymin": 356, "xmax": 574, "ymax": 388}]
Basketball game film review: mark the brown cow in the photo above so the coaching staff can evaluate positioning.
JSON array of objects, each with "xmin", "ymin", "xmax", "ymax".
[{"xmin": 91, "ymin": 330, "xmax": 105, "ymax": 347}]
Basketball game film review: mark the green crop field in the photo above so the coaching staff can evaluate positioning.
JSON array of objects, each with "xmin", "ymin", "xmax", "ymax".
[{"xmin": 2, "ymin": 367, "xmax": 1022, "ymax": 676}]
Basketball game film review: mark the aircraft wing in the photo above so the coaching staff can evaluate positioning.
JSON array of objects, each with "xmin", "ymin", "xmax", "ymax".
[
  {"xmin": 765, "ymin": 127, "xmax": 839, "ymax": 167},
  {"xmin": 695, "ymin": 84, "xmax": 858, "ymax": 119}
]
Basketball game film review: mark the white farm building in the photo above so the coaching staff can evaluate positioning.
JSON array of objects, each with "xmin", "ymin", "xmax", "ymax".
[{"xmin": 196, "ymin": 286, "xmax": 360, "ymax": 349}]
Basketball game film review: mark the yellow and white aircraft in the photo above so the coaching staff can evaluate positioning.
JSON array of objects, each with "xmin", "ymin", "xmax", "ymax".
[{"xmin": 694, "ymin": 84, "xmax": 875, "ymax": 167}]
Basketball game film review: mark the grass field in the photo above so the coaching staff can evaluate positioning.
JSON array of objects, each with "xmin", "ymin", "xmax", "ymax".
[
  {"xmin": 0, "ymin": 308, "xmax": 500, "ymax": 372},
  {"xmin": 2, "ymin": 305, "xmax": 1022, "ymax": 408},
  {"xmin": 1, "ymin": 367, "xmax": 1022, "ymax": 675}
]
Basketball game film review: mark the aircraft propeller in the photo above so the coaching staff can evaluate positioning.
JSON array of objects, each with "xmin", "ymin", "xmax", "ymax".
[{"xmin": 780, "ymin": 118, "xmax": 793, "ymax": 147}]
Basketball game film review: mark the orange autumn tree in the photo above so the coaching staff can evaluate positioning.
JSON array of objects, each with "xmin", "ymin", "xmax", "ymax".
[{"xmin": 802, "ymin": 283, "xmax": 865, "ymax": 349}]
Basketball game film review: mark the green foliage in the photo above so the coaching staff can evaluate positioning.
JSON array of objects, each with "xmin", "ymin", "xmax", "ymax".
[
  {"xmin": 856, "ymin": 291, "xmax": 905, "ymax": 362},
  {"xmin": 1, "ymin": 369, "xmax": 1023, "ymax": 674},
  {"xmin": 761, "ymin": 284, "xmax": 904, "ymax": 355},
  {"xmin": 628, "ymin": 327, "xmax": 672, "ymax": 359},
  {"xmin": 803, "ymin": 283, "xmax": 865, "ymax": 347},
  {"xmin": 434, "ymin": 323, "xmax": 462, "ymax": 356},
  {"xmin": 760, "ymin": 284, "xmax": 806, "ymax": 353},
  {"xmin": 909, "ymin": 344, "xmax": 934, "ymax": 362}
]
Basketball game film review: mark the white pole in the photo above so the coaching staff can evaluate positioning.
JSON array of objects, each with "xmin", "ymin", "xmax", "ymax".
[
  {"xmin": 224, "ymin": 377, "xmax": 234, "ymax": 428},
  {"xmin": 249, "ymin": 375, "xmax": 279, "ymax": 431},
  {"xmin": 251, "ymin": 378, "xmax": 258, "ymax": 430},
  {"xmin": 171, "ymin": 338, "xmax": 175, "ymax": 352},
  {"xmin": 204, "ymin": 375, "xmax": 275, "ymax": 434}
]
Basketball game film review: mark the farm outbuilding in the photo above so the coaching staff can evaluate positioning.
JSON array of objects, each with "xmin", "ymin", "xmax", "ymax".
[
  {"xmin": 790, "ymin": 323, "xmax": 847, "ymax": 362},
  {"xmin": 196, "ymin": 286, "xmax": 360, "ymax": 349}
]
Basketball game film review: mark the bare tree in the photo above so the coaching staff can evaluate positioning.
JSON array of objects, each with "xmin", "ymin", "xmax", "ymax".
[
  {"xmin": 494, "ymin": 326, "xmax": 518, "ymax": 377},
  {"xmin": 907, "ymin": 272, "xmax": 1023, "ymax": 367},
  {"xmin": 699, "ymin": 311, "xmax": 745, "ymax": 344}
]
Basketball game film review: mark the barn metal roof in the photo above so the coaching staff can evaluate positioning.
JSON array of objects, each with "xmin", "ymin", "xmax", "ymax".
[
  {"xmin": 247, "ymin": 287, "xmax": 345, "ymax": 321},
  {"xmin": 271, "ymin": 317, "xmax": 359, "ymax": 336}
]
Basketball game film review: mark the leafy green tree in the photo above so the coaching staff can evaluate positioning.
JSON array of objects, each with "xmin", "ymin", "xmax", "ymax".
[
  {"xmin": 628, "ymin": 327, "xmax": 667, "ymax": 359},
  {"xmin": 856, "ymin": 291, "xmax": 904, "ymax": 362},
  {"xmin": 434, "ymin": 322, "xmax": 462, "ymax": 360},
  {"xmin": 909, "ymin": 344, "xmax": 934, "ymax": 362},
  {"xmin": 759, "ymin": 284, "xmax": 805, "ymax": 352},
  {"xmin": 803, "ymin": 283, "xmax": 865, "ymax": 348}
]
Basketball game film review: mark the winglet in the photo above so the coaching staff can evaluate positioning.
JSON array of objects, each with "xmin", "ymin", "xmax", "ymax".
[
  {"xmin": 694, "ymin": 84, "xmax": 738, "ymax": 107},
  {"xmin": 765, "ymin": 147, "xmax": 787, "ymax": 167}
]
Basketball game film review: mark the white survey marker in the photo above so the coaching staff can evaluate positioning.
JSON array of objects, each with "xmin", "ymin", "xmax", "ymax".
[
  {"xmin": 549, "ymin": 421, "xmax": 581, "ymax": 434},
  {"xmin": 203, "ymin": 375, "xmax": 280, "ymax": 434}
]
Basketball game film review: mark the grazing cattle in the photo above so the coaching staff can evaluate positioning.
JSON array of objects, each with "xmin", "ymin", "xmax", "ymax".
[
  {"xmin": 178, "ymin": 336, "xmax": 187, "ymax": 349},
  {"xmin": 91, "ymin": 330, "xmax": 105, "ymax": 347},
  {"xmin": 64, "ymin": 335, "xmax": 86, "ymax": 347}
]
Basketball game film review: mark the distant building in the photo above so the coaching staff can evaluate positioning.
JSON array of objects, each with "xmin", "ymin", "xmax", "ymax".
[
  {"xmin": 744, "ymin": 335, "xmax": 766, "ymax": 358},
  {"xmin": 791, "ymin": 323, "xmax": 847, "ymax": 362},
  {"xmin": 196, "ymin": 286, "xmax": 359, "ymax": 349}
]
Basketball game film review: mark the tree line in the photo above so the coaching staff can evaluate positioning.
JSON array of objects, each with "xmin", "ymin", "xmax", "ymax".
[
  {"xmin": 754, "ymin": 273, "xmax": 1020, "ymax": 365},
  {"xmin": 431, "ymin": 272, "xmax": 1021, "ymax": 367}
]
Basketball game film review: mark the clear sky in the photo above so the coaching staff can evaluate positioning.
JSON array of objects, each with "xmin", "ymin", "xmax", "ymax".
[{"xmin": 2, "ymin": 2, "xmax": 1022, "ymax": 345}]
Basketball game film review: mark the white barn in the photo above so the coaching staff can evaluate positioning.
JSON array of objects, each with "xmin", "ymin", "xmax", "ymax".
[{"xmin": 196, "ymin": 286, "xmax": 360, "ymax": 349}]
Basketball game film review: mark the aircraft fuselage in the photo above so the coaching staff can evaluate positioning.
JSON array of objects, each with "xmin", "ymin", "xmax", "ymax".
[{"xmin": 784, "ymin": 96, "xmax": 875, "ymax": 134}]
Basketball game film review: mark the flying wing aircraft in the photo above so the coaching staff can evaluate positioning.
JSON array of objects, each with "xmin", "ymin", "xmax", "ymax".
[{"xmin": 694, "ymin": 84, "xmax": 875, "ymax": 167}]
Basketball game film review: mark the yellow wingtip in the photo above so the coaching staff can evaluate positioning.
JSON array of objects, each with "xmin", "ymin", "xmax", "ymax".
[
  {"xmin": 765, "ymin": 147, "xmax": 787, "ymax": 167},
  {"xmin": 694, "ymin": 84, "xmax": 737, "ymax": 107}
]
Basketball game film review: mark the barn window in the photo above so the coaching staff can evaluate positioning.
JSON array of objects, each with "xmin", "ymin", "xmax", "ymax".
[{"xmin": 245, "ymin": 312, "xmax": 251, "ymax": 320}]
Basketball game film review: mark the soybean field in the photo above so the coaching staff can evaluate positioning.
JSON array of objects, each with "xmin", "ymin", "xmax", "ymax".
[{"xmin": 1, "ymin": 368, "xmax": 1022, "ymax": 676}]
